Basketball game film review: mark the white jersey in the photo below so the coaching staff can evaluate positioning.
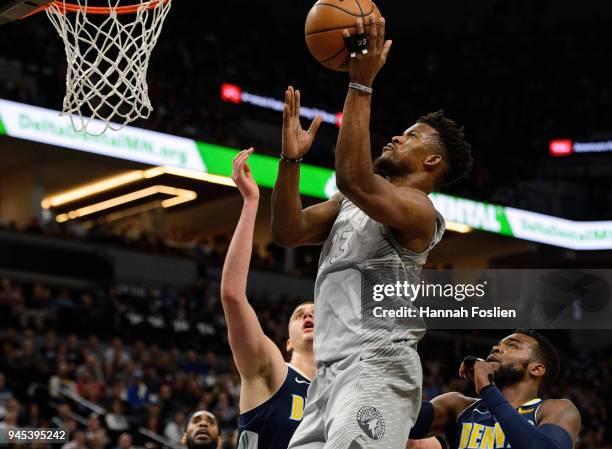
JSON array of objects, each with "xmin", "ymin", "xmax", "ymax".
[{"xmin": 313, "ymin": 198, "xmax": 445, "ymax": 363}]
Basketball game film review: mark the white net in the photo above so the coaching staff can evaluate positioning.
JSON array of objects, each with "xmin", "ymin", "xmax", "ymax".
[{"xmin": 46, "ymin": 0, "xmax": 172, "ymax": 135}]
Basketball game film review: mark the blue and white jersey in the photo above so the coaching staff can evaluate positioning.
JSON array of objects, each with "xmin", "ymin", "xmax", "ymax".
[
  {"xmin": 452, "ymin": 398, "xmax": 543, "ymax": 449},
  {"xmin": 237, "ymin": 364, "xmax": 310, "ymax": 449}
]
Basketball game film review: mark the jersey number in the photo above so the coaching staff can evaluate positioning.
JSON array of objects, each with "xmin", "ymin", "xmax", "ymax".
[{"xmin": 329, "ymin": 231, "xmax": 354, "ymax": 264}]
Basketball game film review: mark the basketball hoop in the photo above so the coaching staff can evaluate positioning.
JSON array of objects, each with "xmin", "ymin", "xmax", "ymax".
[{"xmin": 41, "ymin": 0, "xmax": 172, "ymax": 135}]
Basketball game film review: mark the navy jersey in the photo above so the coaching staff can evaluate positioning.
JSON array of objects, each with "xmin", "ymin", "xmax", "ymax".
[
  {"xmin": 451, "ymin": 398, "xmax": 543, "ymax": 449},
  {"xmin": 237, "ymin": 364, "xmax": 310, "ymax": 449}
]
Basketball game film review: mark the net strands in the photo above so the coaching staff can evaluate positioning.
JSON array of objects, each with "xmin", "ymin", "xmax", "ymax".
[{"xmin": 45, "ymin": 0, "xmax": 172, "ymax": 135}]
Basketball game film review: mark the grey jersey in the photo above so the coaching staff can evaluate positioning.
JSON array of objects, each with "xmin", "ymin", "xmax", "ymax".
[{"xmin": 313, "ymin": 198, "xmax": 445, "ymax": 363}]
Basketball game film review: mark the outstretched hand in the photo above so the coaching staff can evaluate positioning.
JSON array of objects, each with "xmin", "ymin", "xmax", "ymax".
[
  {"xmin": 342, "ymin": 14, "xmax": 392, "ymax": 87},
  {"xmin": 232, "ymin": 148, "xmax": 259, "ymax": 202},
  {"xmin": 282, "ymin": 86, "xmax": 322, "ymax": 160}
]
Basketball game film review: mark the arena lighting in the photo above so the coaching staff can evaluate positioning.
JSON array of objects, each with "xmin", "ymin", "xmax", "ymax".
[
  {"xmin": 55, "ymin": 186, "xmax": 197, "ymax": 223},
  {"xmin": 549, "ymin": 139, "xmax": 573, "ymax": 156},
  {"xmin": 220, "ymin": 83, "xmax": 343, "ymax": 128},
  {"xmin": 162, "ymin": 166, "xmax": 236, "ymax": 187},
  {"xmin": 445, "ymin": 222, "xmax": 472, "ymax": 233},
  {"xmin": 84, "ymin": 201, "xmax": 167, "ymax": 227},
  {"xmin": 42, "ymin": 167, "xmax": 234, "ymax": 209},
  {"xmin": 549, "ymin": 139, "xmax": 612, "ymax": 156},
  {"xmin": 41, "ymin": 170, "xmax": 145, "ymax": 208}
]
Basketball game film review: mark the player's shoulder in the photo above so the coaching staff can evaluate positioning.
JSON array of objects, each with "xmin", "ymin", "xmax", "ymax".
[
  {"xmin": 396, "ymin": 185, "xmax": 434, "ymax": 202},
  {"xmin": 331, "ymin": 192, "xmax": 345, "ymax": 204},
  {"xmin": 539, "ymin": 398, "xmax": 580, "ymax": 416},
  {"xmin": 432, "ymin": 392, "xmax": 478, "ymax": 418},
  {"xmin": 395, "ymin": 186, "xmax": 437, "ymax": 217}
]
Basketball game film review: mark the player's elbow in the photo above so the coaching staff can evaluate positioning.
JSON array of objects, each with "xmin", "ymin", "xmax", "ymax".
[
  {"xmin": 271, "ymin": 225, "xmax": 300, "ymax": 248},
  {"xmin": 336, "ymin": 179, "xmax": 370, "ymax": 204},
  {"xmin": 220, "ymin": 287, "xmax": 243, "ymax": 305},
  {"xmin": 335, "ymin": 174, "xmax": 353, "ymax": 195}
]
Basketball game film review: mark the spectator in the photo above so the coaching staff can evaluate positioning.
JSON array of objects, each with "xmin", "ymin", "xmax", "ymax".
[
  {"xmin": 24, "ymin": 402, "xmax": 43, "ymax": 428},
  {"xmin": 49, "ymin": 362, "xmax": 77, "ymax": 398},
  {"xmin": 85, "ymin": 414, "xmax": 108, "ymax": 449},
  {"xmin": 61, "ymin": 431, "xmax": 88, "ymax": 449},
  {"xmin": 40, "ymin": 330, "xmax": 59, "ymax": 366},
  {"xmin": 0, "ymin": 278, "xmax": 23, "ymax": 323},
  {"xmin": 52, "ymin": 402, "xmax": 73, "ymax": 429},
  {"xmin": 163, "ymin": 410, "xmax": 186, "ymax": 443},
  {"xmin": 127, "ymin": 372, "xmax": 150, "ymax": 411},
  {"xmin": 181, "ymin": 350, "xmax": 208, "ymax": 376},
  {"xmin": 105, "ymin": 338, "xmax": 130, "ymax": 368},
  {"xmin": 0, "ymin": 372, "xmax": 13, "ymax": 419},
  {"xmin": 114, "ymin": 433, "xmax": 134, "ymax": 449},
  {"xmin": 105, "ymin": 400, "xmax": 130, "ymax": 434},
  {"xmin": 0, "ymin": 410, "xmax": 19, "ymax": 431}
]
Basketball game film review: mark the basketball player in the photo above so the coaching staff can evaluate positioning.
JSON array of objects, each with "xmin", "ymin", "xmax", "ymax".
[
  {"xmin": 408, "ymin": 330, "xmax": 581, "ymax": 449},
  {"xmin": 272, "ymin": 14, "xmax": 473, "ymax": 449},
  {"xmin": 181, "ymin": 410, "xmax": 222, "ymax": 449},
  {"xmin": 221, "ymin": 149, "xmax": 315, "ymax": 449}
]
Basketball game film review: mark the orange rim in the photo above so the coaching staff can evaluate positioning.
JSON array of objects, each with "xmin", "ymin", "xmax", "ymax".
[{"xmin": 44, "ymin": 0, "xmax": 170, "ymax": 15}]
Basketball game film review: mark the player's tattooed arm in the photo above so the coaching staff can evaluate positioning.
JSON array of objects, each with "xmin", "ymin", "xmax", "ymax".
[
  {"xmin": 222, "ymin": 150, "xmax": 285, "ymax": 386},
  {"xmin": 272, "ymin": 86, "xmax": 341, "ymax": 247}
]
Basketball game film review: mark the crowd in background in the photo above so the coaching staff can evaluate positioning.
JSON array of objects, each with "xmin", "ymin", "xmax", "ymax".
[
  {"xmin": 0, "ymin": 0, "xmax": 611, "ymax": 219},
  {"xmin": 1, "ymin": 276, "xmax": 611, "ymax": 449},
  {"xmin": 0, "ymin": 217, "xmax": 321, "ymax": 277}
]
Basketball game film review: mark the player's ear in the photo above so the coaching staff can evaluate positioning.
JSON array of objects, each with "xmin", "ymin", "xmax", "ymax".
[
  {"xmin": 286, "ymin": 338, "xmax": 293, "ymax": 353},
  {"xmin": 529, "ymin": 361, "xmax": 546, "ymax": 380},
  {"xmin": 423, "ymin": 154, "xmax": 443, "ymax": 170}
]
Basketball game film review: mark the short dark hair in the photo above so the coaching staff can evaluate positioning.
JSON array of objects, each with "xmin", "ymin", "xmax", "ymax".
[
  {"xmin": 417, "ymin": 110, "xmax": 473, "ymax": 186},
  {"xmin": 184, "ymin": 410, "xmax": 216, "ymax": 433},
  {"xmin": 515, "ymin": 329, "xmax": 560, "ymax": 385}
]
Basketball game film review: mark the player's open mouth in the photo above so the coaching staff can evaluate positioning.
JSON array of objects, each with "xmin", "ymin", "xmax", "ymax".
[
  {"xmin": 195, "ymin": 430, "xmax": 211, "ymax": 440},
  {"xmin": 303, "ymin": 320, "xmax": 314, "ymax": 330},
  {"xmin": 383, "ymin": 144, "xmax": 395, "ymax": 152},
  {"xmin": 486, "ymin": 355, "xmax": 501, "ymax": 363}
]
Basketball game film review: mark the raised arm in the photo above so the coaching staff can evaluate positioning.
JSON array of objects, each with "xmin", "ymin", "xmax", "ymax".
[
  {"xmin": 336, "ymin": 16, "xmax": 435, "ymax": 242},
  {"xmin": 271, "ymin": 86, "xmax": 342, "ymax": 247},
  {"xmin": 473, "ymin": 361, "xmax": 581, "ymax": 449},
  {"xmin": 221, "ymin": 149, "xmax": 285, "ymax": 385}
]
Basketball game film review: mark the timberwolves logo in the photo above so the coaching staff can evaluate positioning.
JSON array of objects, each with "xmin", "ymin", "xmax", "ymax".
[{"xmin": 357, "ymin": 406, "xmax": 385, "ymax": 440}]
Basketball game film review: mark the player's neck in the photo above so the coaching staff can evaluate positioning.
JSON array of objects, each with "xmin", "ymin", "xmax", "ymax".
[
  {"xmin": 289, "ymin": 350, "xmax": 315, "ymax": 380},
  {"xmin": 499, "ymin": 382, "xmax": 540, "ymax": 408},
  {"xmin": 388, "ymin": 173, "xmax": 435, "ymax": 194}
]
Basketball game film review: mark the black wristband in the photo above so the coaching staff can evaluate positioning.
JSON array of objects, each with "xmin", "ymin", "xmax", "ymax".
[{"xmin": 280, "ymin": 153, "xmax": 303, "ymax": 163}]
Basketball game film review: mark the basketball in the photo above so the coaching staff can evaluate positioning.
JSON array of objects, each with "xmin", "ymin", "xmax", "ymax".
[{"xmin": 305, "ymin": 0, "xmax": 382, "ymax": 72}]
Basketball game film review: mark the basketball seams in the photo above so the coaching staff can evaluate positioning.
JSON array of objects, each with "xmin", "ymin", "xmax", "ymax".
[
  {"xmin": 305, "ymin": 24, "xmax": 359, "ymax": 37},
  {"xmin": 305, "ymin": 0, "xmax": 378, "ymax": 71},
  {"xmin": 321, "ymin": 46, "xmax": 347, "ymax": 63},
  {"xmin": 354, "ymin": 0, "xmax": 364, "ymax": 15},
  {"xmin": 312, "ymin": 2, "xmax": 375, "ymax": 18},
  {"xmin": 312, "ymin": 3, "xmax": 364, "ymax": 17}
]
